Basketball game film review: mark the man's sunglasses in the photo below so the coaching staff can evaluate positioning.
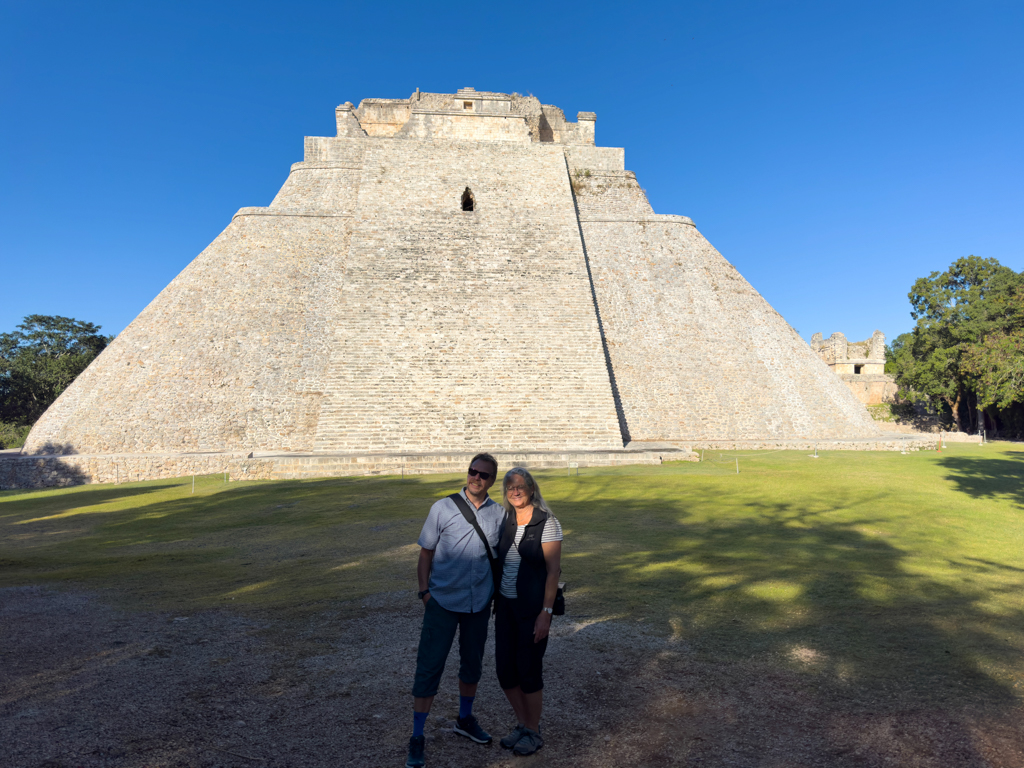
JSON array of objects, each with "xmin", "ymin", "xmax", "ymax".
[{"xmin": 467, "ymin": 468, "xmax": 493, "ymax": 481}]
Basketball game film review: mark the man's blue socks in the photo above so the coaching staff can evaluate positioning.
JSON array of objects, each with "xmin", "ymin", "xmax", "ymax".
[
  {"xmin": 413, "ymin": 697, "xmax": 472, "ymax": 736},
  {"xmin": 413, "ymin": 710, "xmax": 428, "ymax": 737}
]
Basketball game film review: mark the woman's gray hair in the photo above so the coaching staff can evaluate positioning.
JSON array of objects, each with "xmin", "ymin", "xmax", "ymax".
[{"xmin": 501, "ymin": 467, "xmax": 552, "ymax": 515}]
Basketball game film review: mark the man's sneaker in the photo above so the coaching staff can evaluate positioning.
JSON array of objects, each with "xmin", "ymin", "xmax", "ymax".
[
  {"xmin": 512, "ymin": 727, "xmax": 544, "ymax": 756},
  {"xmin": 453, "ymin": 714, "xmax": 492, "ymax": 744},
  {"xmin": 405, "ymin": 735, "xmax": 425, "ymax": 767},
  {"xmin": 500, "ymin": 723, "xmax": 527, "ymax": 750}
]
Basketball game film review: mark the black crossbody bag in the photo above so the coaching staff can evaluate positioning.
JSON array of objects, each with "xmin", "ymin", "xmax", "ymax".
[
  {"xmin": 509, "ymin": 521, "xmax": 566, "ymax": 616},
  {"xmin": 448, "ymin": 494, "xmax": 501, "ymax": 607}
]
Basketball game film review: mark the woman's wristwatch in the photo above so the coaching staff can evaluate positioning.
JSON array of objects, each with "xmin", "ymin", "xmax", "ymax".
[
  {"xmin": 418, "ymin": 590, "xmax": 430, "ymax": 600},
  {"xmin": 542, "ymin": 606, "xmax": 553, "ymax": 614}
]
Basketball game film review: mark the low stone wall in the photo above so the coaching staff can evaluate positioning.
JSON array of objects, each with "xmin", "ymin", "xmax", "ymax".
[
  {"xmin": 0, "ymin": 452, "xmax": 274, "ymax": 490},
  {"xmin": 839, "ymin": 374, "xmax": 898, "ymax": 406},
  {"xmin": 939, "ymin": 431, "xmax": 984, "ymax": 443},
  {"xmin": 267, "ymin": 448, "xmax": 688, "ymax": 480},
  {"xmin": 0, "ymin": 448, "xmax": 688, "ymax": 489},
  {"xmin": 2, "ymin": 436, "xmax": 955, "ymax": 490},
  {"xmin": 875, "ymin": 422, "xmax": 984, "ymax": 443},
  {"xmin": 876, "ymin": 422, "xmax": 926, "ymax": 434},
  {"xmin": 684, "ymin": 437, "xmax": 938, "ymax": 452}
]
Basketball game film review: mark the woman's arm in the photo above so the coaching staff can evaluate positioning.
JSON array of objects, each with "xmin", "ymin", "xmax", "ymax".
[{"xmin": 533, "ymin": 540, "xmax": 562, "ymax": 642}]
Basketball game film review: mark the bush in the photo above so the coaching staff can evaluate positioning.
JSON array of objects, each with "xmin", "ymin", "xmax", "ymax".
[{"xmin": 0, "ymin": 422, "xmax": 31, "ymax": 450}]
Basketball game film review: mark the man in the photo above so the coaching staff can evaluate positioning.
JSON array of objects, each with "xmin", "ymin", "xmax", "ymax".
[{"xmin": 406, "ymin": 453, "xmax": 504, "ymax": 768}]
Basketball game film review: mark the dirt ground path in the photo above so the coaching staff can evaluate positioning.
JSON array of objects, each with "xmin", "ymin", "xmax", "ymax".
[{"xmin": 2, "ymin": 586, "xmax": 1022, "ymax": 768}]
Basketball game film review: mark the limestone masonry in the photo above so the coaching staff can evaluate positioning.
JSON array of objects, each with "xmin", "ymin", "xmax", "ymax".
[
  {"xmin": 811, "ymin": 330, "xmax": 897, "ymax": 406},
  {"xmin": 16, "ymin": 87, "xmax": 894, "ymax": 485}
]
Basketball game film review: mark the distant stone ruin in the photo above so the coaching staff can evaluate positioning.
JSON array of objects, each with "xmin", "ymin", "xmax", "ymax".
[
  {"xmin": 811, "ymin": 330, "xmax": 897, "ymax": 406},
  {"xmin": 6, "ymin": 87, "xmax": 915, "ymax": 488}
]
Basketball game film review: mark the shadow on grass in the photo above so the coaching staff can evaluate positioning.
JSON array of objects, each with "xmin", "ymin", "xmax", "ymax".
[
  {"xmin": 937, "ymin": 451, "xmax": 1024, "ymax": 507},
  {"xmin": 3, "ymin": 468, "xmax": 1023, "ymax": 764},
  {"xmin": 0, "ymin": 482, "xmax": 169, "ymax": 516},
  {"xmin": 549, "ymin": 478, "xmax": 1023, "ymax": 765},
  {"xmin": 0, "ymin": 474, "xmax": 453, "ymax": 611},
  {"xmin": 554, "ymin": 475, "xmax": 1024, "ymax": 712}
]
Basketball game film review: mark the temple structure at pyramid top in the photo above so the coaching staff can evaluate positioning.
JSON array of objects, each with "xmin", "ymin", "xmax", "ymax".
[
  {"xmin": 16, "ymin": 87, "xmax": 892, "ymax": 484},
  {"xmin": 343, "ymin": 87, "xmax": 599, "ymax": 145}
]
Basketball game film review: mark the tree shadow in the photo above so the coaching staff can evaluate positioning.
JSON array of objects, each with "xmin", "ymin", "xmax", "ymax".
[
  {"xmin": 24, "ymin": 440, "xmax": 81, "ymax": 456},
  {"xmin": 12, "ymin": 468, "xmax": 1018, "ymax": 716},
  {"xmin": 552, "ymin": 485, "xmax": 1024, "ymax": 765},
  {"xmin": 0, "ymin": 482, "xmax": 166, "ymax": 518},
  {"xmin": 937, "ymin": 452, "xmax": 1024, "ymax": 507},
  {"xmin": 959, "ymin": 556, "xmax": 1024, "ymax": 574},
  {"xmin": 3, "ymin": 468, "xmax": 1024, "ymax": 765},
  {"xmin": 0, "ymin": 474, "xmax": 455, "ymax": 609},
  {"xmin": 0, "ymin": 442, "xmax": 91, "ymax": 491}
]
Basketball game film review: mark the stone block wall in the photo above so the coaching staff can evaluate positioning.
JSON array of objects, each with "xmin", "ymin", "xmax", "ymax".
[
  {"xmin": 0, "ymin": 452, "xmax": 273, "ymax": 490},
  {"xmin": 811, "ymin": 330, "xmax": 895, "ymax": 405},
  {"xmin": 564, "ymin": 145, "xmax": 625, "ymax": 172},
  {"xmin": 355, "ymin": 90, "xmax": 597, "ymax": 145},
  {"xmin": 353, "ymin": 99, "xmax": 412, "ymax": 137},
  {"xmin": 302, "ymin": 137, "xmax": 367, "ymax": 164},
  {"xmin": 270, "ymin": 162, "xmax": 363, "ymax": 212},
  {"xmin": 22, "ymin": 88, "xmax": 890, "ymax": 476},
  {"xmin": 839, "ymin": 375, "xmax": 899, "ymax": 406},
  {"xmin": 571, "ymin": 171, "xmax": 653, "ymax": 217},
  {"xmin": 573, "ymin": 172, "xmax": 881, "ymax": 441},
  {"xmin": 395, "ymin": 111, "xmax": 532, "ymax": 142},
  {"xmin": 25, "ymin": 214, "xmax": 354, "ymax": 454},
  {"xmin": 310, "ymin": 137, "xmax": 623, "ymax": 452},
  {"xmin": 27, "ymin": 128, "xmax": 624, "ymax": 456}
]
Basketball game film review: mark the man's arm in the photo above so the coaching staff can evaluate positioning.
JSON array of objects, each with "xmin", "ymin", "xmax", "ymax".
[
  {"xmin": 416, "ymin": 500, "xmax": 443, "ymax": 606},
  {"xmin": 418, "ymin": 547, "xmax": 435, "ymax": 606}
]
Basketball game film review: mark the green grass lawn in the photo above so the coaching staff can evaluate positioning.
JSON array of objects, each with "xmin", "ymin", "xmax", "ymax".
[{"xmin": 2, "ymin": 442, "xmax": 1023, "ymax": 707}]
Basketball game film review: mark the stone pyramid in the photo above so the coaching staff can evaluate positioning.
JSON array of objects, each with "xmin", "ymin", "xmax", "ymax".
[{"xmin": 24, "ymin": 88, "xmax": 880, "ymax": 459}]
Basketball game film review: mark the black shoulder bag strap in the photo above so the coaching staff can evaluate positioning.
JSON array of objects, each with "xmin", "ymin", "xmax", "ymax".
[{"xmin": 448, "ymin": 493, "xmax": 501, "ymax": 597}]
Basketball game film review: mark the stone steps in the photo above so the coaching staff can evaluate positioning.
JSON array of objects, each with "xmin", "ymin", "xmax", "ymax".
[{"xmin": 306, "ymin": 139, "xmax": 625, "ymax": 454}]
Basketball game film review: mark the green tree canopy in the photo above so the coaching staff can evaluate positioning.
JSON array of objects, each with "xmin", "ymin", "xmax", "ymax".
[
  {"xmin": 0, "ymin": 315, "xmax": 112, "ymax": 427},
  {"xmin": 891, "ymin": 256, "xmax": 1024, "ymax": 432},
  {"xmin": 962, "ymin": 330, "xmax": 1024, "ymax": 410}
]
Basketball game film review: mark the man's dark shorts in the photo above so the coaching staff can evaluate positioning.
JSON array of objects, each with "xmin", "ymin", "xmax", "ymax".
[{"xmin": 411, "ymin": 597, "xmax": 491, "ymax": 698}]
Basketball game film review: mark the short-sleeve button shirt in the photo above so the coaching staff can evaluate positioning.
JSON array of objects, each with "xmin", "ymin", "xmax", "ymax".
[{"xmin": 418, "ymin": 488, "xmax": 505, "ymax": 614}]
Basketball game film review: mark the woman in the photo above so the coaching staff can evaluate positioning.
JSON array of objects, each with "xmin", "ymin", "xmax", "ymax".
[{"xmin": 494, "ymin": 467, "xmax": 563, "ymax": 756}]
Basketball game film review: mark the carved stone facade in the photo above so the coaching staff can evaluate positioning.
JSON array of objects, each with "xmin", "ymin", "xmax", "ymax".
[
  {"xmin": 811, "ymin": 330, "xmax": 897, "ymax": 406},
  {"xmin": 16, "ymin": 87, "xmax": 887, "ymax": 486}
]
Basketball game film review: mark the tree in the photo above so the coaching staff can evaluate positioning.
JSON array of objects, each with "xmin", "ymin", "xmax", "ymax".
[
  {"xmin": 0, "ymin": 315, "xmax": 112, "ymax": 426},
  {"xmin": 962, "ymin": 330, "xmax": 1024, "ymax": 411},
  {"xmin": 890, "ymin": 256, "xmax": 1024, "ymax": 432}
]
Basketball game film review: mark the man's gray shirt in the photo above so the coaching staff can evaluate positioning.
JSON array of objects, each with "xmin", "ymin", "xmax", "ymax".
[{"xmin": 418, "ymin": 489, "xmax": 505, "ymax": 614}]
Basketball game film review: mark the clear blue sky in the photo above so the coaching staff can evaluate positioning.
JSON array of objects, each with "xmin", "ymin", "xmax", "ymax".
[{"xmin": 2, "ymin": 1, "xmax": 1022, "ymax": 346}]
